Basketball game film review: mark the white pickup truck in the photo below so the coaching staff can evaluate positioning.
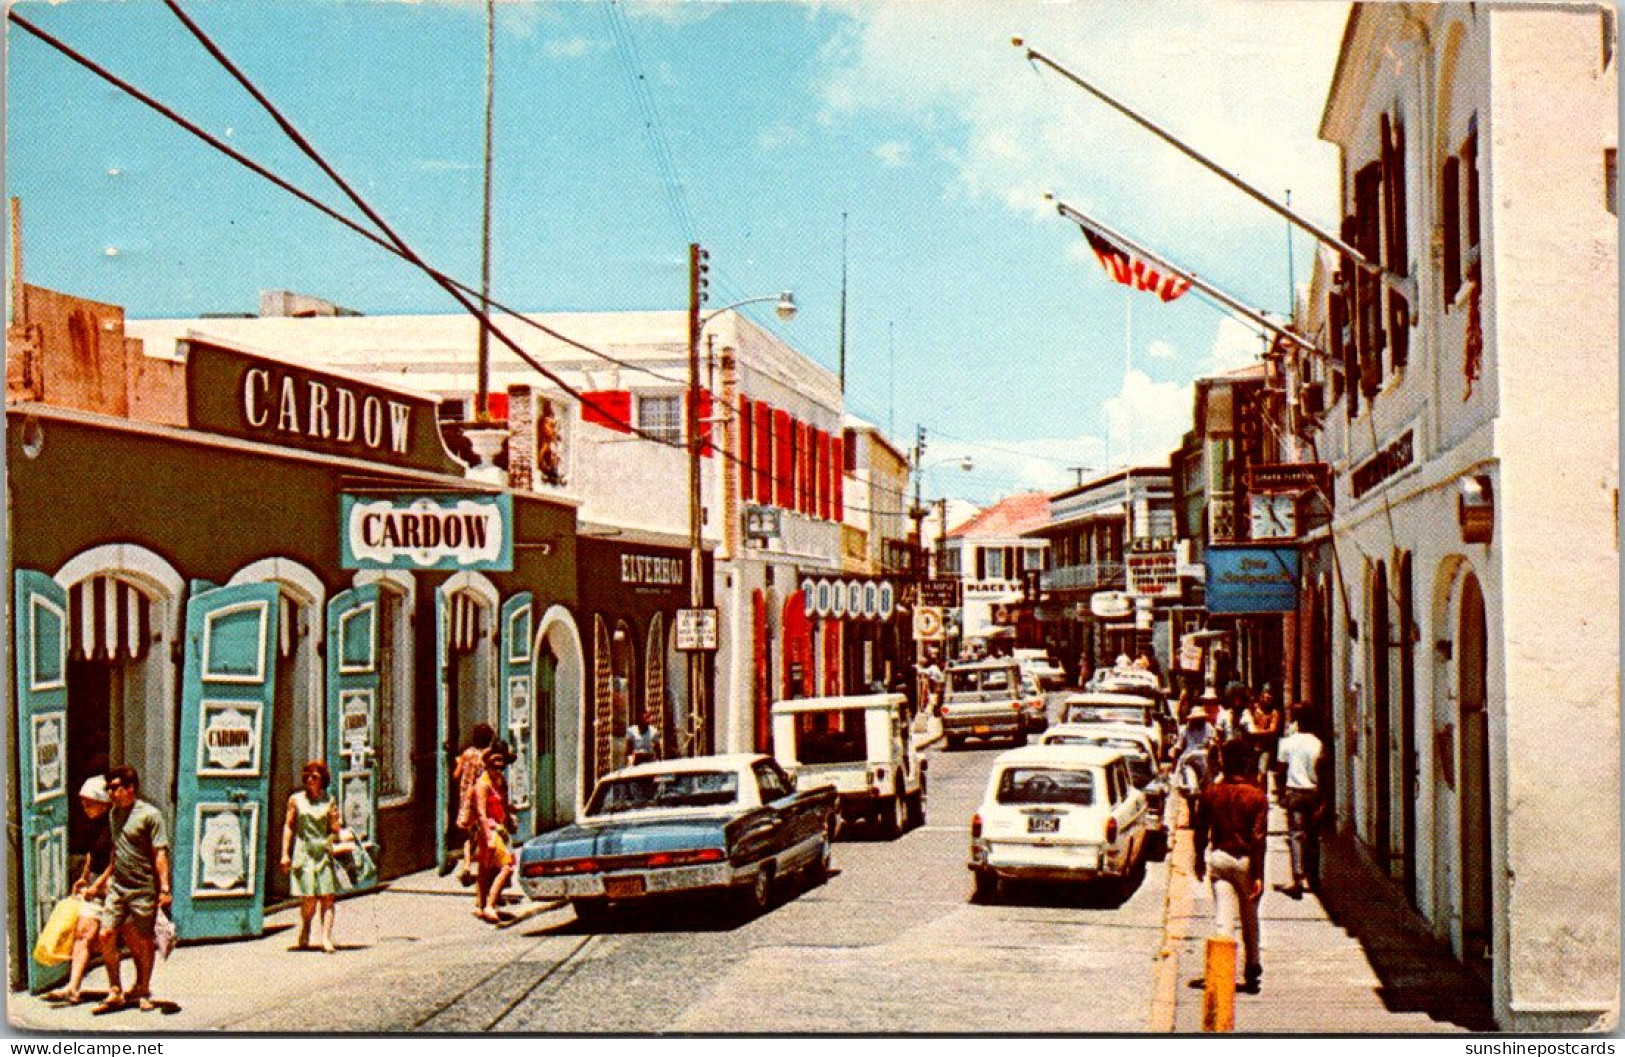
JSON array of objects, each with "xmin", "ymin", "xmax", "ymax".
[{"xmin": 771, "ymin": 693, "xmax": 926, "ymax": 838}]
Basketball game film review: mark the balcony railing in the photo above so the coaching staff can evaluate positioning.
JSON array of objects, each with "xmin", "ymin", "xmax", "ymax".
[{"xmin": 1040, "ymin": 561, "xmax": 1125, "ymax": 592}]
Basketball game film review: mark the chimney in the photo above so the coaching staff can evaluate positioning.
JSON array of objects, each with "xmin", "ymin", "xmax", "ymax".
[{"xmin": 506, "ymin": 384, "xmax": 535, "ymax": 492}]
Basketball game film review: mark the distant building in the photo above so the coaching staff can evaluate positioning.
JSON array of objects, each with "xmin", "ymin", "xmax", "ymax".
[{"xmin": 941, "ymin": 493, "xmax": 1051, "ymax": 652}]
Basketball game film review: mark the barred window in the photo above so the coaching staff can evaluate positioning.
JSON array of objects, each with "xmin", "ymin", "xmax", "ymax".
[{"xmin": 637, "ymin": 394, "xmax": 682, "ymax": 444}]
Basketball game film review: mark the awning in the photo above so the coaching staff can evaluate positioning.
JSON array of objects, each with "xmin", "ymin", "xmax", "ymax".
[{"xmin": 966, "ymin": 626, "xmax": 1017, "ymax": 638}]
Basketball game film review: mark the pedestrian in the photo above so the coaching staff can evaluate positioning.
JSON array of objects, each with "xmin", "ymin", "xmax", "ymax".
[
  {"xmin": 472, "ymin": 740, "xmax": 516, "ymax": 924},
  {"xmin": 280, "ymin": 760, "xmax": 340, "ymax": 953},
  {"xmin": 449, "ymin": 723, "xmax": 496, "ymax": 883},
  {"xmin": 43, "ymin": 776, "xmax": 114, "ymax": 1006},
  {"xmin": 1275, "ymin": 703, "xmax": 1326, "ymax": 897},
  {"xmin": 1193, "ymin": 739, "xmax": 1268, "ymax": 994},
  {"xmin": 1248, "ymin": 690, "xmax": 1282, "ymax": 794},
  {"xmin": 1172, "ymin": 695, "xmax": 1220, "ymax": 828},
  {"xmin": 93, "ymin": 766, "xmax": 170, "ymax": 1014},
  {"xmin": 625, "ymin": 709, "xmax": 662, "ymax": 767}
]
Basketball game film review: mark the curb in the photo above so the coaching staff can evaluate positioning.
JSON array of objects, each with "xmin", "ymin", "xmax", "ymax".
[{"xmin": 1149, "ymin": 800, "xmax": 1198, "ymax": 1032}]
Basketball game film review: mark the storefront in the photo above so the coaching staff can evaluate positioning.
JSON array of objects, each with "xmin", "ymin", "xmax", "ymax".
[
  {"xmin": 8, "ymin": 335, "xmax": 581, "ymax": 989},
  {"xmin": 575, "ymin": 538, "xmax": 709, "ymax": 794}
]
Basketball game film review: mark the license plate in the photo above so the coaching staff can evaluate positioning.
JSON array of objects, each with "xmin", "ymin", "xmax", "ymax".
[
  {"xmin": 604, "ymin": 875, "xmax": 645, "ymax": 899},
  {"xmin": 1027, "ymin": 816, "xmax": 1060, "ymax": 834},
  {"xmin": 974, "ymin": 725, "xmax": 991, "ymax": 735}
]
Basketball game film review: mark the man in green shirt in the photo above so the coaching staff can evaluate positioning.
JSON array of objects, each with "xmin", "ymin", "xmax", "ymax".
[{"xmin": 92, "ymin": 766, "xmax": 170, "ymax": 1014}]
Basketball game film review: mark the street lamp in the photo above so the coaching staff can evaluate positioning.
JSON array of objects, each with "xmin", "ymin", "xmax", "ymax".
[{"xmin": 684, "ymin": 243, "xmax": 797, "ymax": 756}]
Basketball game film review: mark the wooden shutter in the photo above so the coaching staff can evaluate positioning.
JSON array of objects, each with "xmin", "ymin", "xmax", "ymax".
[
  {"xmin": 1354, "ymin": 162, "xmax": 1384, "ymax": 399},
  {"xmin": 755, "ymin": 402, "xmax": 774, "ymax": 503},
  {"xmin": 580, "ymin": 390, "xmax": 633, "ymax": 433},
  {"xmin": 774, "ymin": 409, "xmax": 793, "ymax": 507},
  {"xmin": 1464, "ymin": 118, "xmax": 1482, "ymax": 256},
  {"xmin": 738, "ymin": 396, "xmax": 754, "ymax": 501},
  {"xmin": 831, "ymin": 434, "xmax": 845, "ymax": 519},
  {"xmin": 815, "ymin": 429, "xmax": 831, "ymax": 520},
  {"xmin": 1382, "ymin": 114, "xmax": 1411, "ymax": 371}
]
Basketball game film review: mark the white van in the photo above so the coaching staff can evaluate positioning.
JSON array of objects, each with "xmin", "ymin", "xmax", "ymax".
[{"xmin": 771, "ymin": 693, "xmax": 927, "ymax": 838}]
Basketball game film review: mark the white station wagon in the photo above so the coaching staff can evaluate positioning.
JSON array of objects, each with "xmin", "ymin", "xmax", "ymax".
[{"xmin": 967, "ymin": 744, "xmax": 1149, "ymax": 902}]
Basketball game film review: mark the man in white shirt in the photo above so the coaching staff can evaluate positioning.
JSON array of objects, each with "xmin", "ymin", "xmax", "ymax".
[{"xmin": 1275, "ymin": 702, "xmax": 1324, "ymax": 897}]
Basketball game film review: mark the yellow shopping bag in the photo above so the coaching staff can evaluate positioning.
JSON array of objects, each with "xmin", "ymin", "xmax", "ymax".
[{"xmin": 32, "ymin": 896, "xmax": 82, "ymax": 966}]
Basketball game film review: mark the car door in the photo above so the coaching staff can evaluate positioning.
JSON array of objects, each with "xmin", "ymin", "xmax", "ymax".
[
  {"xmin": 750, "ymin": 760, "xmax": 799, "ymax": 866},
  {"xmin": 1113, "ymin": 760, "xmax": 1146, "ymax": 860}
]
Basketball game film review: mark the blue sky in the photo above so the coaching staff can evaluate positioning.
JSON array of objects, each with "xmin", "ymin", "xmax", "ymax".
[{"xmin": 6, "ymin": 0, "xmax": 1349, "ymax": 504}]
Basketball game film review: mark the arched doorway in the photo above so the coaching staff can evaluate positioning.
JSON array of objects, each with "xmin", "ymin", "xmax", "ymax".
[
  {"xmin": 437, "ymin": 576, "xmax": 498, "ymax": 861},
  {"xmin": 1458, "ymin": 571, "xmax": 1492, "ymax": 969}
]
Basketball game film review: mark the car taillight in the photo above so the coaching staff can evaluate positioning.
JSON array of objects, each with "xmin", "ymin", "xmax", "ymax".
[
  {"xmin": 1105, "ymin": 817, "xmax": 1118, "ymax": 844},
  {"xmin": 971, "ymin": 813, "xmax": 982, "ymax": 839},
  {"xmin": 524, "ymin": 857, "xmax": 599, "ymax": 878},
  {"xmin": 646, "ymin": 847, "xmax": 725, "ymax": 868}
]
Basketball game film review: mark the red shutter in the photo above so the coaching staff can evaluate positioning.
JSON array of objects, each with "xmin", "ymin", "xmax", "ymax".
[
  {"xmin": 815, "ymin": 430, "xmax": 831, "ymax": 520},
  {"xmin": 686, "ymin": 389, "xmax": 714, "ymax": 458},
  {"xmin": 800, "ymin": 422, "xmax": 815, "ymax": 514},
  {"xmin": 774, "ymin": 409, "xmax": 793, "ymax": 507},
  {"xmin": 831, "ymin": 434, "xmax": 845, "ymax": 519},
  {"xmin": 738, "ymin": 396, "xmax": 754, "ymax": 501},
  {"xmin": 755, "ymin": 402, "xmax": 774, "ymax": 503},
  {"xmin": 580, "ymin": 389, "xmax": 632, "ymax": 433}
]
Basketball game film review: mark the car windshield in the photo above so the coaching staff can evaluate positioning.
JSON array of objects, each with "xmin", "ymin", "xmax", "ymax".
[
  {"xmin": 996, "ymin": 767, "xmax": 1094, "ymax": 806},
  {"xmin": 1066, "ymin": 705, "xmax": 1151, "ymax": 726},
  {"xmin": 793, "ymin": 710, "xmax": 868, "ymax": 764},
  {"xmin": 588, "ymin": 770, "xmax": 740, "ymax": 815},
  {"xmin": 949, "ymin": 668, "xmax": 1014, "ymax": 693}
]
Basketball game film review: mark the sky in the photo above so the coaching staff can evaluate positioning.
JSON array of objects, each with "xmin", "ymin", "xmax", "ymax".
[{"xmin": 5, "ymin": 0, "xmax": 1351, "ymax": 505}]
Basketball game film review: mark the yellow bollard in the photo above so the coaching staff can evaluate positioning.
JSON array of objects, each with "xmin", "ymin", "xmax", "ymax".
[{"xmin": 1202, "ymin": 936, "xmax": 1237, "ymax": 1032}]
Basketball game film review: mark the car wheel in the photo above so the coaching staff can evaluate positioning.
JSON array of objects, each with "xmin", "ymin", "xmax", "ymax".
[
  {"xmin": 738, "ymin": 864, "xmax": 775, "ymax": 916},
  {"xmin": 905, "ymin": 789, "xmax": 926, "ymax": 829},
  {"xmin": 972, "ymin": 870, "xmax": 1000, "ymax": 904},
  {"xmin": 1011, "ymin": 730, "xmax": 1028, "ymax": 747},
  {"xmin": 807, "ymin": 835, "xmax": 833, "ymax": 887},
  {"xmin": 880, "ymin": 791, "xmax": 906, "ymax": 839}
]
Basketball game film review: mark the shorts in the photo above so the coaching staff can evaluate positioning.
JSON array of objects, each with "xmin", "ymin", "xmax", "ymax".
[
  {"xmin": 78, "ymin": 897, "xmax": 105, "ymax": 924},
  {"xmin": 100, "ymin": 885, "xmax": 157, "ymax": 934}
]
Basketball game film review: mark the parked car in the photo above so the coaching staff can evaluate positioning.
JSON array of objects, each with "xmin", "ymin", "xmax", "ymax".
[
  {"xmin": 1013, "ymin": 648, "xmax": 1066, "ymax": 689},
  {"xmin": 1018, "ymin": 672, "xmax": 1050, "ymax": 732},
  {"xmin": 967, "ymin": 744, "xmax": 1150, "ymax": 901},
  {"xmin": 1040, "ymin": 722, "xmax": 1169, "ymax": 837},
  {"xmin": 771, "ymin": 693, "xmax": 926, "ymax": 837},
  {"xmin": 1060, "ymin": 692, "xmax": 1168, "ymax": 760},
  {"xmin": 516, "ymin": 754, "xmax": 838, "ymax": 923},
  {"xmin": 940, "ymin": 659, "xmax": 1039, "ymax": 749},
  {"xmin": 1092, "ymin": 673, "xmax": 1174, "ymax": 745}
]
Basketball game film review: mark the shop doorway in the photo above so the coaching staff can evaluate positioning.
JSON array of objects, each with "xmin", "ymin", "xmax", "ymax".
[
  {"xmin": 262, "ymin": 595, "xmax": 320, "ymax": 905},
  {"xmin": 1397, "ymin": 554, "xmax": 1419, "ymax": 908},
  {"xmin": 1458, "ymin": 572, "xmax": 1492, "ymax": 970},
  {"xmin": 440, "ymin": 586, "xmax": 496, "ymax": 857}
]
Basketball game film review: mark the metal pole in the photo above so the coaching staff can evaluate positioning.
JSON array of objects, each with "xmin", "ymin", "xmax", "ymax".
[
  {"xmin": 838, "ymin": 211, "xmax": 848, "ymax": 393},
  {"xmin": 1049, "ymin": 195, "xmax": 1321, "ymax": 357},
  {"xmin": 1015, "ymin": 37, "xmax": 1403, "ymax": 294},
  {"xmin": 687, "ymin": 242, "xmax": 707, "ymax": 755},
  {"xmin": 477, "ymin": 0, "xmax": 495, "ymax": 419}
]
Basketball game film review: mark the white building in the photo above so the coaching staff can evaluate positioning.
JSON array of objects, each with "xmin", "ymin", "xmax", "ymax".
[
  {"xmin": 941, "ymin": 493, "xmax": 1051, "ymax": 649},
  {"xmin": 1304, "ymin": 3, "xmax": 1618, "ymax": 1030},
  {"xmin": 128, "ymin": 307, "xmax": 851, "ymax": 778}
]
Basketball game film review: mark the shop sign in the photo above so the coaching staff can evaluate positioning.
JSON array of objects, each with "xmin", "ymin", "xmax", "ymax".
[
  {"xmin": 620, "ymin": 553, "xmax": 685, "ymax": 587},
  {"xmin": 1091, "ymin": 591, "xmax": 1134, "ymax": 619},
  {"xmin": 341, "ymin": 772, "xmax": 374, "ymax": 841},
  {"xmin": 914, "ymin": 606, "xmax": 944, "ymax": 642},
  {"xmin": 1126, "ymin": 551, "xmax": 1180, "ymax": 599},
  {"xmin": 30, "ymin": 712, "xmax": 64, "ymax": 803},
  {"xmin": 198, "ymin": 701, "xmax": 263, "ymax": 776},
  {"xmin": 1351, "ymin": 429, "xmax": 1415, "ymax": 500},
  {"xmin": 341, "ymin": 493, "xmax": 512, "ymax": 571},
  {"xmin": 915, "ymin": 578, "xmax": 962, "ymax": 608},
  {"xmin": 185, "ymin": 339, "xmax": 463, "ymax": 473},
  {"xmin": 193, "ymin": 803, "xmax": 257, "ymax": 898},
  {"xmin": 1247, "ymin": 462, "xmax": 1331, "ymax": 496},
  {"xmin": 676, "ymin": 608, "xmax": 718, "ymax": 651},
  {"xmin": 1178, "ymin": 638, "xmax": 1205, "ymax": 672},
  {"xmin": 800, "ymin": 576, "xmax": 897, "ymax": 622},
  {"xmin": 1204, "ymin": 546, "xmax": 1300, "ymax": 614},
  {"xmin": 341, "ymin": 690, "xmax": 373, "ymax": 754}
]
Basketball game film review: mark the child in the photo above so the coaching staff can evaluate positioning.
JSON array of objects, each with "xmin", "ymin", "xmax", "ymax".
[{"xmin": 451, "ymin": 723, "xmax": 496, "ymax": 884}]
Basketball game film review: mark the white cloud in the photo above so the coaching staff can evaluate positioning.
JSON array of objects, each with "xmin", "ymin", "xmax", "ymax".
[
  {"xmin": 545, "ymin": 37, "xmax": 597, "ymax": 59},
  {"xmin": 819, "ymin": 2, "xmax": 1349, "ymax": 246},
  {"xmin": 758, "ymin": 123, "xmax": 805, "ymax": 151},
  {"xmin": 1147, "ymin": 339, "xmax": 1176, "ymax": 360},
  {"xmin": 1103, "ymin": 368, "xmax": 1192, "ymax": 468},
  {"xmin": 1202, "ymin": 315, "xmax": 1267, "ymax": 374},
  {"xmin": 873, "ymin": 140, "xmax": 911, "ymax": 168}
]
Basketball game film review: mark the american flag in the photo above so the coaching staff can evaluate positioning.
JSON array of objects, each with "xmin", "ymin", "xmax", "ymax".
[{"xmin": 1082, "ymin": 228, "xmax": 1192, "ymax": 303}]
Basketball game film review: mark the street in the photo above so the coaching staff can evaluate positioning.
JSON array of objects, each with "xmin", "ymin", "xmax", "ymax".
[{"xmin": 161, "ymin": 697, "xmax": 1167, "ymax": 1034}]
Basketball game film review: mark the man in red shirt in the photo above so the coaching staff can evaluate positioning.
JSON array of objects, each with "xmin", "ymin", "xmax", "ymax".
[{"xmin": 1194, "ymin": 738, "xmax": 1269, "ymax": 993}]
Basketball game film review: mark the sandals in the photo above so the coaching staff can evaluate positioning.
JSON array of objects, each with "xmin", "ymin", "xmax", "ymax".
[
  {"xmin": 91, "ymin": 993, "xmax": 127, "ymax": 1015},
  {"xmin": 43, "ymin": 988, "xmax": 77, "ymax": 1004}
]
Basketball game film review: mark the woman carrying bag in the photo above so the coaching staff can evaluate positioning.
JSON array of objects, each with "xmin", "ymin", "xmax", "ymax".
[{"xmin": 280, "ymin": 761, "xmax": 341, "ymax": 954}]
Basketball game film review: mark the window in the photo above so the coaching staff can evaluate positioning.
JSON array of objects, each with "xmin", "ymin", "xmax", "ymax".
[
  {"xmin": 375, "ymin": 581, "xmax": 414, "ymax": 804},
  {"xmin": 984, "ymin": 547, "xmax": 1005, "ymax": 580},
  {"xmin": 1023, "ymin": 546, "xmax": 1044, "ymax": 572},
  {"xmin": 637, "ymin": 394, "xmax": 682, "ymax": 444},
  {"xmin": 843, "ymin": 428, "xmax": 857, "ymax": 472},
  {"xmin": 1441, "ymin": 155, "xmax": 1462, "ymax": 303},
  {"xmin": 1353, "ymin": 161, "xmax": 1385, "ymax": 399},
  {"xmin": 1381, "ymin": 113, "xmax": 1411, "ymax": 372},
  {"xmin": 996, "ymin": 767, "xmax": 1093, "ymax": 806}
]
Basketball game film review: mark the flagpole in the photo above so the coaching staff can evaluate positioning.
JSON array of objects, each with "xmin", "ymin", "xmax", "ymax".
[
  {"xmin": 1014, "ymin": 37, "xmax": 1414, "ymax": 300},
  {"xmin": 1048, "ymin": 193, "xmax": 1321, "ymax": 357},
  {"xmin": 1124, "ymin": 285, "xmax": 1133, "ymax": 468}
]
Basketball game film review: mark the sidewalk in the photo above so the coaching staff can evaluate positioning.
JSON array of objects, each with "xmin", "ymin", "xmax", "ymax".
[{"xmin": 1158, "ymin": 798, "xmax": 1497, "ymax": 1034}]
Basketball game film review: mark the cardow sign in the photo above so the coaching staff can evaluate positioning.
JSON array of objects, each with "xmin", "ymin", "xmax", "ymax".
[
  {"xmin": 1204, "ymin": 546, "xmax": 1299, "ymax": 614},
  {"xmin": 341, "ymin": 494, "xmax": 513, "ymax": 571}
]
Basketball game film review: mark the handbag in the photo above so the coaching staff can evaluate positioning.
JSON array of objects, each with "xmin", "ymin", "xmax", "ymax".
[
  {"xmin": 331, "ymin": 829, "xmax": 376, "ymax": 891},
  {"xmin": 32, "ymin": 897, "xmax": 82, "ymax": 966}
]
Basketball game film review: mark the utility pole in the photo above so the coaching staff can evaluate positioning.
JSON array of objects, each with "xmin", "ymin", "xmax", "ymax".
[
  {"xmin": 476, "ymin": 0, "xmax": 495, "ymax": 419},
  {"xmin": 935, "ymin": 497, "xmax": 948, "ymax": 578},
  {"xmin": 838, "ymin": 212, "xmax": 848, "ymax": 393},
  {"xmin": 687, "ymin": 242, "xmax": 709, "ymax": 755},
  {"xmin": 909, "ymin": 425, "xmax": 928, "ymax": 577}
]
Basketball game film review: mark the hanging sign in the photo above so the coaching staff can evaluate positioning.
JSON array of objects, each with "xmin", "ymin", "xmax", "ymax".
[
  {"xmin": 31, "ymin": 713, "xmax": 64, "ymax": 802},
  {"xmin": 1204, "ymin": 546, "xmax": 1301, "ymax": 614},
  {"xmin": 676, "ymin": 608, "xmax": 719, "ymax": 651},
  {"xmin": 1126, "ymin": 551, "xmax": 1180, "ymax": 598},
  {"xmin": 193, "ymin": 803, "xmax": 257, "ymax": 897},
  {"xmin": 1091, "ymin": 591, "xmax": 1135, "ymax": 619},
  {"xmin": 341, "ymin": 493, "xmax": 513, "ymax": 571},
  {"xmin": 914, "ymin": 607, "xmax": 944, "ymax": 642},
  {"xmin": 800, "ymin": 576, "xmax": 900, "ymax": 622}
]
